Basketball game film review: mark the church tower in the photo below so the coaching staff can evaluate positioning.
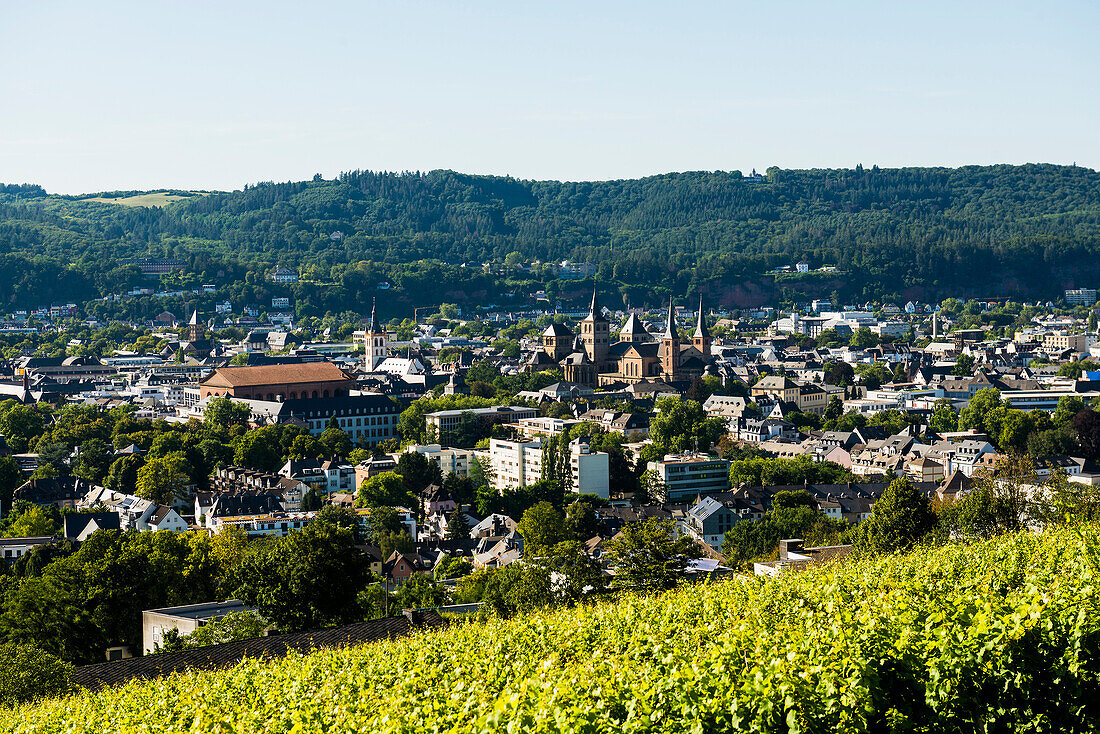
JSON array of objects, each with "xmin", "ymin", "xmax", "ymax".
[
  {"xmin": 692, "ymin": 295, "xmax": 711, "ymax": 355},
  {"xmin": 619, "ymin": 313, "xmax": 651, "ymax": 344},
  {"xmin": 542, "ymin": 322, "xmax": 574, "ymax": 360},
  {"xmin": 579, "ymin": 286, "xmax": 609, "ymax": 368},
  {"xmin": 365, "ymin": 298, "xmax": 388, "ymax": 371},
  {"xmin": 660, "ymin": 297, "xmax": 680, "ymax": 377},
  {"xmin": 188, "ymin": 310, "xmax": 204, "ymax": 343}
]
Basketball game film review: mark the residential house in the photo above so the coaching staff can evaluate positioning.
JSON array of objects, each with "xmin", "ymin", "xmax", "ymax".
[{"xmin": 683, "ymin": 497, "xmax": 739, "ymax": 552}]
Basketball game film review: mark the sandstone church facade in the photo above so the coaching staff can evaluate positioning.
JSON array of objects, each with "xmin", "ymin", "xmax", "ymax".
[{"xmin": 539, "ymin": 291, "xmax": 713, "ymax": 388}]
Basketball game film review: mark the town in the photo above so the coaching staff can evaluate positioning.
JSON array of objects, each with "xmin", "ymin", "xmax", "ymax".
[{"xmin": 2, "ymin": 268, "xmax": 1100, "ymax": 691}]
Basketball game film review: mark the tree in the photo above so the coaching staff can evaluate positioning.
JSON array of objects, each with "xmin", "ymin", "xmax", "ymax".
[
  {"xmin": 1073, "ymin": 409, "xmax": 1100, "ymax": 461},
  {"xmin": 564, "ymin": 500, "xmax": 601, "ymax": 541},
  {"xmin": 928, "ymin": 399, "xmax": 958, "ymax": 434},
  {"xmin": 825, "ymin": 362, "xmax": 855, "ymax": 387},
  {"xmin": 1057, "ymin": 360, "xmax": 1099, "ymax": 379},
  {"xmin": 135, "ymin": 452, "xmax": 190, "ymax": 505},
  {"xmin": 2, "ymin": 505, "xmax": 60, "ymax": 538},
  {"xmin": 104, "ymin": 453, "xmax": 145, "ymax": 492},
  {"xmin": 71, "ymin": 438, "xmax": 111, "ymax": 484},
  {"xmin": 849, "ymin": 327, "xmax": 877, "ymax": 349},
  {"xmin": 1053, "ymin": 395, "xmax": 1087, "ymax": 428},
  {"xmin": 313, "ymin": 504, "xmax": 366, "ymax": 543},
  {"xmin": 203, "ymin": 397, "xmax": 251, "ymax": 430},
  {"xmin": 530, "ymin": 540, "xmax": 606, "ymax": 606},
  {"xmin": 300, "ymin": 486, "xmax": 324, "ymax": 511},
  {"xmin": 1028, "ymin": 426, "xmax": 1077, "ymax": 457},
  {"xmin": 444, "ymin": 507, "xmax": 470, "ymax": 540},
  {"xmin": 959, "ymin": 388, "xmax": 1006, "ymax": 437},
  {"xmin": 235, "ymin": 520, "xmax": 368, "ymax": 632},
  {"xmin": 516, "ymin": 501, "xmax": 567, "ymax": 555},
  {"xmin": 434, "ymin": 555, "xmax": 473, "ymax": 580},
  {"xmin": 951, "ymin": 354, "xmax": 976, "ymax": 377},
  {"xmin": 442, "ymin": 471, "xmax": 476, "ymax": 506},
  {"xmin": 649, "ymin": 397, "xmax": 725, "ymax": 454},
  {"xmin": 855, "ymin": 476, "xmax": 938, "ymax": 554},
  {"xmin": 939, "ymin": 484, "xmax": 1020, "ymax": 540},
  {"xmin": 0, "ymin": 404, "xmax": 45, "ymax": 453},
  {"xmin": 723, "ymin": 491, "xmax": 848, "ymax": 568},
  {"xmin": 468, "ymin": 455, "xmax": 494, "ymax": 491},
  {"xmin": 233, "ymin": 428, "xmax": 282, "ymax": 471},
  {"xmin": 823, "ymin": 396, "xmax": 843, "ymax": 422},
  {"xmin": 319, "ymin": 426, "xmax": 352, "ymax": 458},
  {"xmin": 0, "ymin": 642, "xmax": 73, "ymax": 706},
  {"xmin": 604, "ymin": 517, "xmax": 701, "ymax": 591},
  {"xmin": 157, "ymin": 611, "xmax": 270, "ymax": 651},
  {"xmin": 0, "ymin": 455, "xmax": 21, "ymax": 517},
  {"xmin": 997, "ymin": 410, "xmax": 1035, "ymax": 455},
  {"xmin": 394, "ymin": 574, "xmax": 450, "ymax": 609},
  {"xmin": 288, "ymin": 435, "xmax": 325, "ymax": 460},
  {"xmin": 396, "ymin": 451, "xmax": 441, "ymax": 496},
  {"xmin": 479, "ymin": 563, "xmax": 554, "ymax": 618},
  {"xmin": 357, "ymin": 471, "xmax": 413, "ymax": 509}
]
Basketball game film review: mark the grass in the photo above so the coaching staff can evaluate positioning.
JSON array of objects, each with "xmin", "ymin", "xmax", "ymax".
[
  {"xmin": 83, "ymin": 192, "xmax": 204, "ymax": 208},
  {"xmin": 5, "ymin": 525, "xmax": 1100, "ymax": 732}
]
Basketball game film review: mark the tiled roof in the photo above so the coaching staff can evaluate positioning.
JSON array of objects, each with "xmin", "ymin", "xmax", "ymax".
[
  {"xmin": 201, "ymin": 362, "xmax": 352, "ymax": 388},
  {"xmin": 71, "ymin": 611, "xmax": 446, "ymax": 692}
]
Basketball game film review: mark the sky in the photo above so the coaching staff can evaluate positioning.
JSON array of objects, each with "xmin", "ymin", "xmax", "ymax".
[{"xmin": 1, "ymin": 1, "xmax": 1097, "ymax": 194}]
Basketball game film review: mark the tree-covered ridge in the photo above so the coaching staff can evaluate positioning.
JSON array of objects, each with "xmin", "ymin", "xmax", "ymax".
[
  {"xmin": 5, "ymin": 525, "xmax": 1100, "ymax": 732},
  {"xmin": 0, "ymin": 164, "xmax": 1098, "ymax": 309}
]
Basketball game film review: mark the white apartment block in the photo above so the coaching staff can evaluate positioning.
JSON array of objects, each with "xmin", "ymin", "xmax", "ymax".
[
  {"xmin": 489, "ymin": 437, "xmax": 610, "ymax": 498},
  {"xmin": 400, "ymin": 444, "xmax": 475, "ymax": 478},
  {"xmin": 1065, "ymin": 288, "xmax": 1097, "ymax": 306}
]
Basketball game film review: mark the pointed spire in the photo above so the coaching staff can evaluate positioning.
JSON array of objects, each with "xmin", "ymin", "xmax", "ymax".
[
  {"xmin": 369, "ymin": 298, "xmax": 379, "ymax": 333},
  {"xmin": 189, "ymin": 310, "xmax": 199, "ymax": 326},
  {"xmin": 587, "ymin": 281, "xmax": 602, "ymax": 321},
  {"xmin": 693, "ymin": 294, "xmax": 709, "ymax": 339},
  {"xmin": 663, "ymin": 297, "xmax": 678, "ymax": 340}
]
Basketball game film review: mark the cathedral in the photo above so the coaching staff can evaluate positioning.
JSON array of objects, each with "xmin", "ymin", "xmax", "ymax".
[{"xmin": 535, "ymin": 290, "xmax": 713, "ymax": 388}]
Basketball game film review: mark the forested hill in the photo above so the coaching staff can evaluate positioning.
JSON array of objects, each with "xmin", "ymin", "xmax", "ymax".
[{"xmin": 0, "ymin": 164, "xmax": 1098, "ymax": 312}]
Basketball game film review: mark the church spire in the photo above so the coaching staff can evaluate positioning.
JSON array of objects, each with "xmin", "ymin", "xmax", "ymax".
[
  {"xmin": 588, "ymin": 282, "xmax": 603, "ymax": 321},
  {"xmin": 369, "ymin": 297, "xmax": 380, "ymax": 333},
  {"xmin": 662, "ymin": 297, "xmax": 678, "ymax": 340},
  {"xmin": 693, "ymin": 294, "xmax": 709, "ymax": 339}
]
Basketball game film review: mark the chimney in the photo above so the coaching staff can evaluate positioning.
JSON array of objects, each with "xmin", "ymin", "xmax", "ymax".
[
  {"xmin": 779, "ymin": 538, "xmax": 804, "ymax": 561},
  {"xmin": 402, "ymin": 608, "xmax": 423, "ymax": 625}
]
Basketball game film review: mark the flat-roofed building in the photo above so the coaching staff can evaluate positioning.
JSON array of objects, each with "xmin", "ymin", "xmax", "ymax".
[
  {"xmin": 647, "ymin": 453, "xmax": 731, "ymax": 502},
  {"xmin": 425, "ymin": 405, "xmax": 538, "ymax": 440},
  {"xmin": 489, "ymin": 436, "xmax": 609, "ymax": 498},
  {"xmin": 142, "ymin": 600, "xmax": 258, "ymax": 654},
  {"xmin": 0, "ymin": 536, "xmax": 52, "ymax": 565}
]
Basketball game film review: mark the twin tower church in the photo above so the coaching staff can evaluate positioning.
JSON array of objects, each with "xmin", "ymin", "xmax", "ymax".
[{"xmin": 531, "ymin": 290, "xmax": 714, "ymax": 388}]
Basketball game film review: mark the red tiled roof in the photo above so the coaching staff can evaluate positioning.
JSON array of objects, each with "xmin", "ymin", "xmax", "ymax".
[{"xmin": 201, "ymin": 362, "xmax": 352, "ymax": 388}]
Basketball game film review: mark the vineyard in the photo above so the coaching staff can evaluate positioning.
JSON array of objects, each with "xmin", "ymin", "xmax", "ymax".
[{"xmin": 6, "ymin": 525, "xmax": 1100, "ymax": 733}]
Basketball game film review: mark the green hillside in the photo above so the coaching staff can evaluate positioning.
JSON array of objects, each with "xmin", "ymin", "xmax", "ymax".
[
  {"xmin": 6, "ymin": 525, "xmax": 1100, "ymax": 732},
  {"xmin": 0, "ymin": 164, "xmax": 1098, "ymax": 312}
]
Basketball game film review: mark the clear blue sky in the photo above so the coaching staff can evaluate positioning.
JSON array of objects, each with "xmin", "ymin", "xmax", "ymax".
[{"xmin": 2, "ymin": 1, "xmax": 1097, "ymax": 194}]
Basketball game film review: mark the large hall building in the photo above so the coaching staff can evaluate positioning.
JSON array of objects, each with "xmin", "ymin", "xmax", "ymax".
[{"xmin": 199, "ymin": 362, "xmax": 355, "ymax": 401}]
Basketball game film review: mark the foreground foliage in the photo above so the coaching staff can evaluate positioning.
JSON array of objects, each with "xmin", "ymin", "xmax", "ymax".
[{"xmin": 7, "ymin": 525, "xmax": 1100, "ymax": 731}]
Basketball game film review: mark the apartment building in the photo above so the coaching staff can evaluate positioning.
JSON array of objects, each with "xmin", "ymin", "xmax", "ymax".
[
  {"xmin": 488, "ymin": 436, "xmax": 609, "ymax": 497},
  {"xmin": 399, "ymin": 444, "xmax": 476, "ymax": 478},
  {"xmin": 426, "ymin": 405, "xmax": 538, "ymax": 438}
]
